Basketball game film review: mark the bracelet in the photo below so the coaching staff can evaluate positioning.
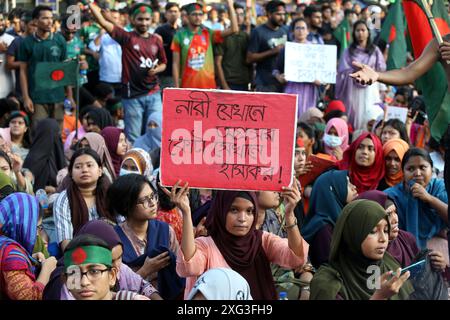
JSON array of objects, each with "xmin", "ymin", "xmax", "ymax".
[
  {"xmin": 301, "ymin": 286, "xmax": 310, "ymax": 292},
  {"xmin": 285, "ymin": 217, "xmax": 297, "ymax": 229}
]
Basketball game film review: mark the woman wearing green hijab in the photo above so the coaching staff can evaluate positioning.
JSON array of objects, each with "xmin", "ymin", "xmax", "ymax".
[{"xmin": 310, "ymin": 200, "xmax": 414, "ymax": 300}]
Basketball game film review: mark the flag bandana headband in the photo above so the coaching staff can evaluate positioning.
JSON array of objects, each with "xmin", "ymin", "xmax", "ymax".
[
  {"xmin": 131, "ymin": 4, "xmax": 153, "ymax": 17},
  {"xmin": 185, "ymin": 3, "xmax": 203, "ymax": 14},
  {"xmin": 64, "ymin": 245, "xmax": 112, "ymax": 271}
]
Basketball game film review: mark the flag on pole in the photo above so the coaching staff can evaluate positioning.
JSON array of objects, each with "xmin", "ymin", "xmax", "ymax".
[
  {"xmin": 34, "ymin": 60, "xmax": 78, "ymax": 91},
  {"xmin": 403, "ymin": 0, "xmax": 450, "ymax": 141},
  {"xmin": 333, "ymin": 17, "xmax": 352, "ymax": 59}
]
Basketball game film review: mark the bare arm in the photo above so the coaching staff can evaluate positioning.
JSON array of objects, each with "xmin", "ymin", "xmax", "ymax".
[
  {"xmin": 282, "ymin": 181, "xmax": 306, "ymax": 258},
  {"xmin": 427, "ymin": 196, "xmax": 448, "ymax": 224},
  {"xmin": 5, "ymin": 54, "xmax": 20, "ymax": 71},
  {"xmin": 215, "ymin": 55, "xmax": 230, "ymax": 89},
  {"xmin": 220, "ymin": 0, "xmax": 239, "ymax": 38},
  {"xmin": 19, "ymin": 62, "xmax": 34, "ymax": 113},
  {"xmin": 246, "ymin": 46, "xmax": 281, "ymax": 64},
  {"xmin": 86, "ymin": 2, "xmax": 114, "ymax": 34},
  {"xmin": 172, "ymin": 51, "xmax": 181, "ymax": 88},
  {"xmin": 351, "ymin": 39, "xmax": 440, "ymax": 86}
]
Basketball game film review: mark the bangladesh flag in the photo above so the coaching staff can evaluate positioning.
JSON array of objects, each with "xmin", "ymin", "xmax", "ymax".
[
  {"xmin": 379, "ymin": 0, "xmax": 407, "ymax": 70},
  {"xmin": 403, "ymin": 0, "xmax": 450, "ymax": 141},
  {"xmin": 34, "ymin": 60, "xmax": 79, "ymax": 91},
  {"xmin": 333, "ymin": 18, "xmax": 351, "ymax": 59}
]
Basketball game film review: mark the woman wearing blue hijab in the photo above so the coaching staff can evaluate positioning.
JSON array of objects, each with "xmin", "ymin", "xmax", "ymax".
[
  {"xmin": 0, "ymin": 193, "xmax": 57, "ymax": 299},
  {"xmin": 133, "ymin": 112, "xmax": 162, "ymax": 153},
  {"xmin": 301, "ymin": 170, "xmax": 358, "ymax": 268}
]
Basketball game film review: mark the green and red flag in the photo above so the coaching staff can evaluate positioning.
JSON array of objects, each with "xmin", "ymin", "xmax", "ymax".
[
  {"xmin": 403, "ymin": 0, "xmax": 450, "ymax": 141},
  {"xmin": 379, "ymin": 0, "xmax": 407, "ymax": 70},
  {"xmin": 333, "ymin": 17, "xmax": 352, "ymax": 59},
  {"xmin": 34, "ymin": 60, "xmax": 78, "ymax": 91}
]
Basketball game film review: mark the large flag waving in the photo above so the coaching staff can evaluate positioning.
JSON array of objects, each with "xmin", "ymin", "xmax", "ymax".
[
  {"xmin": 403, "ymin": 0, "xmax": 450, "ymax": 141},
  {"xmin": 34, "ymin": 60, "xmax": 78, "ymax": 91},
  {"xmin": 379, "ymin": 0, "xmax": 407, "ymax": 70}
]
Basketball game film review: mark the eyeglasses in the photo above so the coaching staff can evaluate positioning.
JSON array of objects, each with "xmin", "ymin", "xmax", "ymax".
[
  {"xmin": 137, "ymin": 193, "xmax": 159, "ymax": 208},
  {"xmin": 66, "ymin": 268, "xmax": 111, "ymax": 282}
]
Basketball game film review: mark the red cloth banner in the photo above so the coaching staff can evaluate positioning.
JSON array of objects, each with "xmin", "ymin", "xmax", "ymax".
[{"xmin": 160, "ymin": 88, "xmax": 298, "ymax": 191}]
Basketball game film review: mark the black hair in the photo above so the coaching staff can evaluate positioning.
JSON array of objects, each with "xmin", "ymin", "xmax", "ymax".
[
  {"xmin": 107, "ymin": 174, "xmax": 157, "ymax": 219},
  {"xmin": 64, "ymin": 234, "xmax": 110, "ymax": 254},
  {"xmin": 408, "ymin": 96, "xmax": 427, "ymax": 125},
  {"xmin": 297, "ymin": 122, "xmax": 322, "ymax": 153},
  {"xmin": 401, "ymin": 147, "xmax": 433, "ymax": 170},
  {"xmin": 95, "ymin": 83, "xmax": 114, "ymax": 100},
  {"xmin": 234, "ymin": 3, "xmax": 244, "ymax": 11},
  {"xmin": 32, "ymin": 5, "xmax": 53, "ymax": 20},
  {"xmin": 0, "ymin": 98, "xmax": 19, "ymax": 119},
  {"xmin": 156, "ymin": 174, "xmax": 176, "ymax": 211},
  {"xmin": 165, "ymin": 2, "xmax": 180, "ymax": 11},
  {"xmin": 382, "ymin": 119, "xmax": 410, "ymax": 145},
  {"xmin": 105, "ymin": 97, "xmax": 122, "ymax": 116},
  {"xmin": 291, "ymin": 17, "xmax": 307, "ymax": 31},
  {"xmin": 8, "ymin": 8, "xmax": 23, "ymax": 21},
  {"xmin": 303, "ymin": 5, "xmax": 321, "ymax": 18},
  {"xmin": 394, "ymin": 86, "xmax": 413, "ymax": 104},
  {"xmin": 266, "ymin": 0, "xmax": 286, "ymax": 14},
  {"xmin": 0, "ymin": 150, "xmax": 12, "ymax": 169},
  {"xmin": 344, "ymin": 8, "xmax": 356, "ymax": 16},
  {"xmin": 324, "ymin": 110, "xmax": 347, "ymax": 123},
  {"xmin": 349, "ymin": 20, "xmax": 376, "ymax": 57},
  {"xmin": 60, "ymin": 13, "xmax": 71, "ymax": 30}
]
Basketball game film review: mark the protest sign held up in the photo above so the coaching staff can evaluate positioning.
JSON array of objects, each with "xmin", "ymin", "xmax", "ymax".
[
  {"xmin": 284, "ymin": 42, "xmax": 337, "ymax": 84},
  {"xmin": 160, "ymin": 89, "xmax": 298, "ymax": 191}
]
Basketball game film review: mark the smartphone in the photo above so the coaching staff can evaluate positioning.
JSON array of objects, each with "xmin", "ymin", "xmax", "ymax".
[{"xmin": 399, "ymin": 259, "xmax": 426, "ymax": 277}]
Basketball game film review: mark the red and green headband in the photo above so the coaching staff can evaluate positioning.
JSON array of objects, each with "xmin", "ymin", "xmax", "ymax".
[
  {"xmin": 131, "ymin": 4, "xmax": 153, "ymax": 17},
  {"xmin": 185, "ymin": 3, "xmax": 203, "ymax": 14},
  {"xmin": 64, "ymin": 245, "xmax": 112, "ymax": 271}
]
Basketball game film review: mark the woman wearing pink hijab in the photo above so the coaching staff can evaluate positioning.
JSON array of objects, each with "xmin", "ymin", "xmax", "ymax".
[{"xmin": 322, "ymin": 118, "xmax": 349, "ymax": 161}]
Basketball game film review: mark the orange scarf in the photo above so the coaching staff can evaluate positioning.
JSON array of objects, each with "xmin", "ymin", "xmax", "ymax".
[{"xmin": 382, "ymin": 139, "xmax": 410, "ymax": 187}]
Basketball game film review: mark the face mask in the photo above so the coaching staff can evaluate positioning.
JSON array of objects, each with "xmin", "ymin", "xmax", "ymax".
[
  {"xmin": 119, "ymin": 168, "xmax": 139, "ymax": 176},
  {"xmin": 323, "ymin": 134, "xmax": 342, "ymax": 148}
]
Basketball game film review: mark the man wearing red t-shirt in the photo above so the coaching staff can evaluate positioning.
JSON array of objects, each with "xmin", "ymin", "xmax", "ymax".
[{"xmin": 86, "ymin": 1, "xmax": 167, "ymax": 145}]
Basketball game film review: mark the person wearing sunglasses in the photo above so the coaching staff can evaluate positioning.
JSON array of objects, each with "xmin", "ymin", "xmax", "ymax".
[{"xmin": 107, "ymin": 173, "xmax": 185, "ymax": 300}]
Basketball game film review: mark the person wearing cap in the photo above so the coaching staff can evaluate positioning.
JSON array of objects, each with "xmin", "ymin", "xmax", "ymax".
[
  {"xmin": 171, "ymin": 0, "xmax": 239, "ymax": 89},
  {"xmin": 188, "ymin": 268, "xmax": 252, "ymax": 300},
  {"xmin": 5, "ymin": 10, "xmax": 36, "ymax": 97},
  {"xmin": 63, "ymin": 233, "xmax": 150, "ymax": 300},
  {"xmin": 86, "ymin": 1, "xmax": 167, "ymax": 145},
  {"xmin": 247, "ymin": 0, "xmax": 288, "ymax": 92}
]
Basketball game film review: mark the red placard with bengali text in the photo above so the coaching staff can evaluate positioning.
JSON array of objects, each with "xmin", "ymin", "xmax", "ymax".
[{"xmin": 160, "ymin": 88, "xmax": 298, "ymax": 191}]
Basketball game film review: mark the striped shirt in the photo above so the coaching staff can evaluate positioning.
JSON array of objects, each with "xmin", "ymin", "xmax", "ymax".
[{"xmin": 53, "ymin": 190, "xmax": 99, "ymax": 244}]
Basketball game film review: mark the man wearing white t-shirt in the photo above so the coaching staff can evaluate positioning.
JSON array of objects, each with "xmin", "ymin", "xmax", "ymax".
[{"xmin": 0, "ymin": 12, "xmax": 15, "ymax": 98}]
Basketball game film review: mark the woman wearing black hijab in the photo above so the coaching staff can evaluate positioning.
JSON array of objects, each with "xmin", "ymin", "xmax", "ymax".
[
  {"xmin": 162, "ymin": 180, "xmax": 309, "ymax": 300},
  {"xmin": 23, "ymin": 118, "xmax": 66, "ymax": 191}
]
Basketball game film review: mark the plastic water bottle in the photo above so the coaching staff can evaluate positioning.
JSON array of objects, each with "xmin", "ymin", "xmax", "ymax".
[
  {"xmin": 279, "ymin": 291, "xmax": 288, "ymax": 300},
  {"xmin": 79, "ymin": 55, "xmax": 88, "ymax": 85},
  {"xmin": 35, "ymin": 189, "xmax": 49, "ymax": 209},
  {"xmin": 64, "ymin": 98, "xmax": 73, "ymax": 115}
]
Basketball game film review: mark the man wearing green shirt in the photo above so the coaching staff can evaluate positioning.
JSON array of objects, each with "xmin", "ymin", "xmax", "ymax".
[{"xmin": 18, "ymin": 5, "xmax": 74, "ymax": 131}]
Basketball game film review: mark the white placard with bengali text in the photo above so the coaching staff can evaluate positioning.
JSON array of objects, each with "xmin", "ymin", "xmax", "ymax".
[
  {"xmin": 284, "ymin": 42, "xmax": 337, "ymax": 84},
  {"xmin": 386, "ymin": 106, "xmax": 408, "ymax": 122}
]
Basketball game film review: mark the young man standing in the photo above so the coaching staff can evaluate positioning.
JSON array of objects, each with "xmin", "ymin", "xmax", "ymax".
[
  {"xmin": 6, "ymin": 11, "xmax": 36, "ymax": 97},
  {"xmin": 171, "ymin": 0, "xmax": 238, "ymax": 89},
  {"xmin": 214, "ymin": 3, "xmax": 252, "ymax": 91},
  {"xmin": 155, "ymin": 2, "xmax": 180, "ymax": 91},
  {"xmin": 85, "ymin": 1, "xmax": 167, "ymax": 144},
  {"xmin": 247, "ymin": 0, "xmax": 287, "ymax": 92},
  {"xmin": 18, "ymin": 6, "xmax": 73, "ymax": 130}
]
